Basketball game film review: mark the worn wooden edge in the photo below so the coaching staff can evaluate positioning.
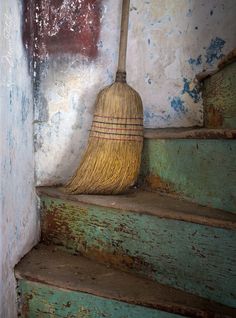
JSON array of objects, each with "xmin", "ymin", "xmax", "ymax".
[
  {"xmin": 196, "ymin": 69, "xmax": 219, "ymax": 82},
  {"xmin": 144, "ymin": 128, "xmax": 236, "ymax": 140},
  {"xmin": 196, "ymin": 48, "xmax": 236, "ymax": 82},
  {"xmin": 36, "ymin": 187, "xmax": 236, "ymax": 230},
  {"xmin": 15, "ymin": 244, "xmax": 236, "ymax": 318},
  {"xmin": 218, "ymin": 48, "xmax": 236, "ymax": 70}
]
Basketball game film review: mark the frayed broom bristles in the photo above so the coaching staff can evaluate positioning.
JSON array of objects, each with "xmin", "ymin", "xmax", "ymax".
[{"xmin": 65, "ymin": 81, "xmax": 143, "ymax": 194}]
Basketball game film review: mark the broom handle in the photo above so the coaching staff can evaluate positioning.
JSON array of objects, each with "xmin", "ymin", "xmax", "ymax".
[{"xmin": 116, "ymin": 0, "xmax": 130, "ymax": 82}]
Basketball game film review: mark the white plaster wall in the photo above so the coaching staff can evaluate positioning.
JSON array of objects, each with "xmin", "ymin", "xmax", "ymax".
[
  {"xmin": 0, "ymin": 1, "xmax": 40, "ymax": 316},
  {"xmin": 35, "ymin": 0, "xmax": 236, "ymax": 185}
]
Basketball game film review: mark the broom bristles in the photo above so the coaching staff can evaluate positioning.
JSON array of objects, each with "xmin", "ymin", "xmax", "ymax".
[{"xmin": 65, "ymin": 81, "xmax": 143, "ymax": 194}]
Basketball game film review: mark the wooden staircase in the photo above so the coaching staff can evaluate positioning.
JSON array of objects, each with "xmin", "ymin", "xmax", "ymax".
[
  {"xmin": 16, "ymin": 244, "xmax": 235, "ymax": 318},
  {"xmin": 141, "ymin": 127, "xmax": 236, "ymax": 213},
  {"xmin": 16, "ymin": 59, "xmax": 236, "ymax": 317}
]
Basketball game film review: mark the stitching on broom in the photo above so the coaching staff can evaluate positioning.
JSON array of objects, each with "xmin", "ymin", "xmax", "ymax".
[
  {"xmin": 90, "ymin": 135, "xmax": 143, "ymax": 142},
  {"xmin": 90, "ymin": 130, "xmax": 143, "ymax": 137},
  {"xmin": 94, "ymin": 114, "xmax": 143, "ymax": 120},
  {"xmin": 92, "ymin": 125, "xmax": 143, "ymax": 131},
  {"xmin": 93, "ymin": 120, "xmax": 143, "ymax": 126}
]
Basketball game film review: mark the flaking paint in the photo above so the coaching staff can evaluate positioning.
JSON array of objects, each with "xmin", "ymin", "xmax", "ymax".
[
  {"xmin": 23, "ymin": 0, "xmax": 102, "ymax": 59},
  {"xmin": 28, "ymin": 0, "xmax": 236, "ymax": 185},
  {"xmin": 40, "ymin": 195, "xmax": 236, "ymax": 307},
  {"xmin": 203, "ymin": 61, "xmax": 236, "ymax": 128},
  {"xmin": 18, "ymin": 280, "xmax": 182, "ymax": 318},
  {"xmin": 141, "ymin": 138, "xmax": 236, "ymax": 213},
  {"xmin": 0, "ymin": 1, "xmax": 40, "ymax": 316}
]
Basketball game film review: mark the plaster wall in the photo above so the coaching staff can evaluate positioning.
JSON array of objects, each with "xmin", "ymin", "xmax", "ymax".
[
  {"xmin": 0, "ymin": 1, "xmax": 40, "ymax": 316},
  {"xmin": 31, "ymin": 0, "xmax": 236, "ymax": 185}
]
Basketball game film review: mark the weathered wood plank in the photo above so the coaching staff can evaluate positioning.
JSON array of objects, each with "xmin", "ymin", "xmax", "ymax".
[
  {"xmin": 144, "ymin": 128, "xmax": 236, "ymax": 140},
  {"xmin": 40, "ymin": 195, "xmax": 236, "ymax": 307},
  {"xmin": 16, "ymin": 245, "xmax": 236, "ymax": 318},
  {"xmin": 17, "ymin": 280, "xmax": 183, "ymax": 318},
  {"xmin": 38, "ymin": 187, "xmax": 236, "ymax": 230},
  {"xmin": 203, "ymin": 61, "xmax": 236, "ymax": 128},
  {"xmin": 140, "ymin": 139, "xmax": 236, "ymax": 213}
]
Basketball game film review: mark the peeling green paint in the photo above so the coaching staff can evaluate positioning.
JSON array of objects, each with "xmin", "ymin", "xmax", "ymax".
[
  {"xmin": 40, "ymin": 195, "xmax": 236, "ymax": 307},
  {"xmin": 141, "ymin": 139, "xmax": 236, "ymax": 213},
  {"xmin": 18, "ymin": 280, "xmax": 181, "ymax": 318}
]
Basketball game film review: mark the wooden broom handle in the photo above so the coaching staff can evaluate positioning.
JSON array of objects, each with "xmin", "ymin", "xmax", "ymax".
[{"xmin": 116, "ymin": 0, "xmax": 130, "ymax": 82}]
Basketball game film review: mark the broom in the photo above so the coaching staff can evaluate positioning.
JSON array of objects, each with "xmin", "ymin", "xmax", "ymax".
[{"xmin": 65, "ymin": 0, "xmax": 143, "ymax": 194}]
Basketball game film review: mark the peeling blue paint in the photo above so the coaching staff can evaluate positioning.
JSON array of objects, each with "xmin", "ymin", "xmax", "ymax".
[
  {"xmin": 188, "ymin": 55, "xmax": 202, "ymax": 68},
  {"xmin": 21, "ymin": 94, "xmax": 30, "ymax": 123},
  {"xmin": 35, "ymin": 93, "xmax": 49, "ymax": 123},
  {"xmin": 186, "ymin": 9, "xmax": 192, "ymax": 17},
  {"xmin": 182, "ymin": 78, "xmax": 201, "ymax": 103},
  {"xmin": 9, "ymin": 90, "xmax": 13, "ymax": 112},
  {"xmin": 145, "ymin": 74, "xmax": 152, "ymax": 85},
  {"xmin": 144, "ymin": 110, "xmax": 171, "ymax": 125},
  {"xmin": 170, "ymin": 97, "xmax": 186, "ymax": 113},
  {"xmin": 97, "ymin": 40, "xmax": 103, "ymax": 48},
  {"xmin": 106, "ymin": 69, "xmax": 114, "ymax": 82},
  {"xmin": 205, "ymin": 37, "xmax": 225, "ymax": 64},
  {"xmin": 7, "ymin": 130, "xmax": 15, "ymax": 150}
]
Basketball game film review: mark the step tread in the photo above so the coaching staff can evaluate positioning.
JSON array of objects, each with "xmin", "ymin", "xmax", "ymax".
[
  {"xmin": 15, "ymin": 244, "xmax": 236, "ymax": 318},
  {"xmin": 38, "ymin": 187, "xmax": 236, "ymax": 230},
  {"xmin": 144, "ymin": 128, "xmax": 236, "ymax": 139}
]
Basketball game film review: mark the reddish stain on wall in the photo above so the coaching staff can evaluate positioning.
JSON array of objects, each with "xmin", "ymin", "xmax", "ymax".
[{"xmin": 23, "ymin": 0, "xmax": 102, "ymax": 59}]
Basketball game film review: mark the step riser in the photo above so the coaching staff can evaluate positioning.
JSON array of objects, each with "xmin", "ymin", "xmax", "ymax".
[
  {"xmin": 140, "ymin": 139, "xmax": 236, "ymax": 213},
  {"xmin": 18, "ymin": 280, "xmax": 181, "ymax": 318},
  {"xmin": 40, "ymin": 195, "xmax": 236, "ymax": 308},
  {"xmin": 203, "ymin": 61, "xmax": 236, "ymax": 128}
]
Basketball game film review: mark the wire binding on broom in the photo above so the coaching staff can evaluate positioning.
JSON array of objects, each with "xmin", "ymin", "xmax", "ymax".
[
  {"xmin": 65, "ymin": 82, "xmax": 143, "ymax": 194},
  {"xmin": 90, "ymin": 114, "xmax": 143, "ymax": 142}
]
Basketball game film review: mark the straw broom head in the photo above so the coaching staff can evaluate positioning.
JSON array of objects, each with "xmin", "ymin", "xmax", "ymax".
[
  {"xmin": 65, "ymin": 0, "xmax": 143, "ymax": 194},
  {"xmin": 66, "ymin": 78, "xmax": 143, "ymax": 194}
]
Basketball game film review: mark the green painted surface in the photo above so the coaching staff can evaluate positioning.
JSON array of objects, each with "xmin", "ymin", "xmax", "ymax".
[
  {"xmin": 18, "ymin": 280, "xmax": 181, "ymax": 318},
  {"xmin": 141, "ymin": 139, "xmax": 236, "ymax": 213},
  {"xmin": 203, "ymin": 61, "xmax": 236, "ymax": 128},
  {"xmin": 41, "ymin": 195, "xmax": 236, "ymax": 307}
]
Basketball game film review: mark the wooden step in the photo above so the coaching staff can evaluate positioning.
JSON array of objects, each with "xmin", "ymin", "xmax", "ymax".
[
  {"xmin": 38, "ymin": 186, "xmax": 236, "ymax": 230},
  {"xmin": 15, "ymin": 244, "xmax": 236, "ymax": 318},
  {"xmin": 196, "ymin": 50, "xmax": 236, "ymax": 129},
  {"xmin": 141, "ymin": 128, "xmax": 236, "ymax": 213},
  {"xmin": 201, "ymin": 57, "xmax": 236, "ymax": 129},
  {"xmin": 38, "ymin": 187, "xmax": 236, "ymax": 308},
  {"xmin": 144, "ymin": 128, "xmax": 236, "ymax": 139}
]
